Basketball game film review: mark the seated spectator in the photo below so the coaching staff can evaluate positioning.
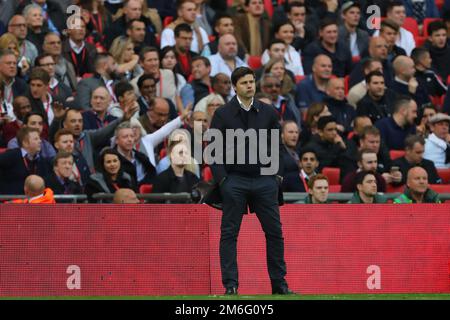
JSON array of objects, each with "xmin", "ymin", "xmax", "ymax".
[
  {"xmin": 258, "ymin": 73, "xmax": 301, "ymax": 129},
  {"xmin": 393, "ymin": 134, "xmax": 441, "ymax": 185},
  {"xmin": 45, "ymin": 151, "xmax": 83, "ymax": 195},
  {"xmin": 1, "ymin": 96, "xmax": 32, "ymax": 144},
  {"xmin": 181, "ymin": 56, "xmax": 213, "ymax": 107},
  {"xmin": 255, "ymin": 40, "xmax": 287, "ymax": 80},
  {"xmin": 109, "ymin": 81, "xmax": 140, "ymax": 120},
  {"xmin": 78, "ymin": 0, "xmax": 113, "ymax": 53},
  {"xmin": 208, "ymin": 34, "xmax": 247, "ymax": 80},
  {"xmin": 8, "ymin": 112, "xmax": 55, "ymax": 159},
  {"xmin": 403, "ymin": 0, "xmax": 439, "ymax": 24},
  {"xmin": 138, "ymin": 96, "xmax": 170, "ymax": 135},
  {"xmin": 379, "ymin": 19, "xmax": 406, "ymax": 63},
  {"xmin": 303, "ymin": 174, "xmax": 330, "ymax": 204},
  {"xmin": 323, "ymin": 77, "xmax": 356, "ymax": 135},
  {"xmin": 11, "ymin": 174, "xmax": 55, "ymax": 204},
  {"xmin": 85, "ymin": 147, "xmax": 137, "ymax": 203},
  {"xmin": 375, "ymin": 96, "xmax": 417, "ymax": 151},
  {"xmin": 262, "ymin": 58, "xmax": 296, "ymax": 98},
  {"xmin": 391, "ymin": 55, "xmax": 430, "ymax": 108},
  {"xmin": 280, "ymin": 120, "xmax": 301, "ymax": 176},
  {"xmin": 109, "ymin": 36, "xmax": 140, "ymax": 81},
  {"xmin": 347, "ymin": 58, "xmax": 383, "ymax": 108},
  {"xmin": 411, "ymin": 47, "xmax": 447, "ymax": 99},
  {"xmin": 126, "ymin": 18, "xmax": 147, "ymax": 55},
  {"xmin": 338, "ymin": 1, "xmax": 369, "ymax": 61},
  {"xmin": 300, "ymin": 102, "xmax": 332, "ymax": 147},
  {"xmin": 0, "ymin": 49, "xmax": 28, "ymax": 106},
  {"xmin": 82, "ymin": 87, "xmax": 118, "ymax": 130},
  {"xmin": 18, "ymin": 0, "xmax": 65, "ymax": 34},
  {"xmin": 53, "ymin": 128, "xmax": 90, "ymax": 188},
  {"xmin": 201, "ymin": 12, "xmax": 246, "ymax": 60},
  {"xmin": 170, "ymin": 24, "xmax": 199, "ymax": 81},
  {"xmin": 152, "ymin": 139, "xmax": 200, "ymax": 195},
  {"xmin": 295, "ymin": 54, "xmax": 331, "ymax": 112},
  {"xmin": 261, "ymin": 20, "xmax": 304, "ymax": 77},
  {"xmin": 282, "ymin": 148, "xmax": 319, "ymax": 192},
  {"xmin": 35, "ymin": 53, "xmax": 72, "ymax": 103},
  {"xmin": 0, "ymin": 127, "xmax": 51, "ymax": 194},
  {"xmin": 160, "ymin": 45, "xmax": 187, "ymax": 102},
  {"xmin": 7, "ymin": 15, "xmax": 39, "ymax": 67},
  {"xmin": 304, "ymin": 115, "xmax": 346, "ymax": 171},
  {"xmin": 303, "ymin": 17, "xmax": 353, "ymax": 77},
  {"xmin": 62, "ymin": 17, "xmax": 96, "ymax": 80},
  {"xmin": 424, "ymin": 20, "xmax": 450, "ymax": 82},
  {"xmin": 348, "ymin": 170, "xmax": 387, "ymax": 204},
  {"xmin": 113, "ymin": 121, "xmax": 156, "ymax": 186},
  {"xmin": 394, "ymin": 166, "xmax": 441, "ymax": 203},
  {"xmin": 416, "ymin": 104, "xmax": 437, "ymax": 138},
  {"xmin": 23, "ymin": 3, "xmax": 50, "ymax": 54},
  {"xmin": 424, "ymin": 113, "xmax": 450, "ymax": 168},
  {"xmin": 136, "ymin": 74, "xmax": 157, "ymax": 115},
  {"xmin": 160, "ymin": 0, "xmax": 209, "ymax": 54},
  {"xmin": 341, "ymin": 149, "xmax": 389, "ymax": 193},
  {"xmin": 211, "ymin": 73, "xmax": 232, "ymax": 103},
  {"xmin": 0, "ymin": 32, "xmax": 30, "ymax": 78},
  {"xmin": 113, "ymin": 188, "xmax": 140, "ymax": 204},
  {"xmin": 356, "ymin": 71, "xmax": 397, "ymax": 124},
  {"xmin": 232, "ymin": 0, "xmax": 271, "ymax": 57},
  {"xmin": 193, "ymin": 93, "xmax": 224, "ymax": 123}
]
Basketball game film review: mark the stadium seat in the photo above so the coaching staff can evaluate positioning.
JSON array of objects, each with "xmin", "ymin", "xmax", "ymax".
[
  {"xmin": 329, "ymin": 185, "xmax": 341, "ymax": 193},
  {"xmin": 435, "ymin": 0, "xmax": 444, "ymax": 11},
  {"xmin": 247, "ymin": 56, "xmax": 262, "ymax": 70},
  {"xmin": 415, "ymin": 36, "xmax": 426, "ymax": 47},
  {"xmin": 344, "ymin": 75, "xmax": 350, "ymax": 95},
  {"xmin": 159, "ymin": 148, "xmax": 167, "ymax": 159},
  {"xmin": 422, "ymin": 18, "xmax": 442, "ymax": 37},
  {"xmin": 264, "ymin": 0, "xmax": 274, "ymax": 17},
  {"xmin": 430, "ymin": 95, "xmax": 444, "ymax": 108},
  {"xmin": 322, "ymin": 167, "xmax": 340, "ymax": 185},
  {"xmin": 202, "ymin": 166, "xmax": 213, "ymax": 182},
  {"xmin": 0, "ymin": 148, "xmax": 6, "ymax": 154},
  {"xmin": 155, "ymin": 34, "xmax": 161, "ymax": 47},
  {"xmin": 429, "ymin": 184, "xmax": 450, "ymax": 194},
  {"xmin": 163, "ymin": 16, "xmax": 173, "ymax": 27},
  {"xmin": 437, "ymin": 168, "xmax": 450, "ymax": 184},
  {"xmin": 403, "ymin": 17, "xmax": 419, "ymax": 38},
  {"xmin": 139, "ymin": 184, "xmax": 153, "ymax": 194},
  {"xmin": 389, "ymin": 150, "xmax": 405, "ymax": 160},
  {"xmin": 386, "ymin": 184, "xmax": 405, "ymax": 193},
  {"xmin": 208, "ymin": 35, "xmax": 216, "ymax": 42},
  {"xmin": 295, "ymin": 75, "xmax": 306, "ymax": 84}
]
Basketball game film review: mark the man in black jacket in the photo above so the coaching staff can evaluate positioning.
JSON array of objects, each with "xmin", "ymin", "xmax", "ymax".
[
  {"xmin": 45, "ymin": 151, "xmax": 83, "ymax": 195},
  {"xmin": 208, "ymin": 67, "xmax": 293, "ymax": 296}
]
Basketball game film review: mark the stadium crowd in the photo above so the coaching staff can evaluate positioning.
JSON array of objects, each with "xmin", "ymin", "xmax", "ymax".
[{"xmin": 0, "ymin": 0, "xmax": 450, "ymax": 204}]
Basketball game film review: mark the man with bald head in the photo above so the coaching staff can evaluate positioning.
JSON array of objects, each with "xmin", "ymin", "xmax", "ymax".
[
  {"xmin": 394, "ymin": 167, "xmax": 441, "ymax": 203},
  {"xmin": 295, "ymin": 54, "xmax": 332, "ymax": 112},
  {"xmin": 208, "ymin": 34, "xmax": 247, "ymax": 79},
  {"xmin": 8, "ymin": 15, "xmax": 38, "ymax": 65},
  {"xmin": 324, "ymin": 78, "xmax": 356, "ymax": 135},
  {"xmin": 138, "ymin": 97, "xmax": 171, "ymax": 134},
  {"xmin": 113, "ymin": 188, "xmax": 140, "ymax": 204},
  {"xmin": 349, "ymin": 37, "xmax": 394, "ymax": 88},
  {"xmin": 15, "ymin": 174, "xmax": 56, "ymax": 204},
  {"xmin": 82, "ymin": 87, "xmax": 117, "ymax": 130},
  {"xmin": 392, "ymin": 55, "xmax": 430, "ymax": 108}
]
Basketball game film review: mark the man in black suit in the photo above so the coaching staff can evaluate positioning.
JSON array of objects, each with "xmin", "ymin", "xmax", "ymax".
[
  {"xmin": 282, "ymin": 148, "xmax": 319, "ymax": 193},
  {"xmin": 45, "ymin": 151, "xmax": 83, "ymax": 196},
  {"xmin": 0, "ymin": 126, "xmax": 51, "ymax": 194},
  {"xmin": 208, "ymin": 67, "xmax": 293, "ymax": 295},
  {"xmin": 0, "ymin": 49, "xmax": 28, "ymax": 106}
]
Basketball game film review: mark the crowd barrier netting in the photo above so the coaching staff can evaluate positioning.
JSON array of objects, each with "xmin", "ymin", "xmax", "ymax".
[{"xmin": 1, "ymin": 204, "xmax": 449, "ymax": 296}]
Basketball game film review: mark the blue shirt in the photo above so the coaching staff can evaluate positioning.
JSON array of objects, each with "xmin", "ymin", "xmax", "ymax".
[
  {"xmin": 295, "ymin": 75, "xmax": 327, "ymax": 110},
  {"xmin": 375, "ymin": 117, "xmax": 416, "ymax": 150}
]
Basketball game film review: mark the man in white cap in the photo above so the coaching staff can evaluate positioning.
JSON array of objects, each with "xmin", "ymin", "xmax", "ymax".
[{"xmin": 423, "ymin": 113, "xmax": 450, "ymax": 168}]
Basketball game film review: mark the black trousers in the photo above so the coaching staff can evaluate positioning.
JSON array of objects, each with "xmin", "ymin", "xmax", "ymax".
[{"xmin": 219, "ymin": 174, "xmax": 287, "ymax": 289}]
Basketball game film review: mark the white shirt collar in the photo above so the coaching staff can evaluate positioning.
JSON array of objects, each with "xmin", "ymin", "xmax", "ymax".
[
  {"xmin": 236, "ymin": 95, "xmax": 254, "ymax": 111},
  {"xmin": 49, "ymin": 77, "xmax": 59, "ymax": 89},
  {"xmin": 395, "ymin": 76, "xmax": 409, "ymax": 86},
  {"xmin": 69, "ymin": 39, "xmax": 85, "ymax": 55}
]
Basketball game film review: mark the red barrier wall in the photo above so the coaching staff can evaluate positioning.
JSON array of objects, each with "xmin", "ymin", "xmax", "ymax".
[{"xmin": 1, "ymin": 204, "xmax": 449, "ymax": 296}]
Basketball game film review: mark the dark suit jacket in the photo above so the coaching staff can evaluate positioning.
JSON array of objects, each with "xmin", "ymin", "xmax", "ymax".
[
  {"xmin": 392, "ymin": 156, "xmax": 441, "ymax": 185},
  {"xmin": 115, "ymin": 147, "xmax": 157, "ymax": 186},
  {"xmin": 282, "ymin": 171, "xmax": 307, "ymax": 192},
  {"xmin": 62, "ymin": 39, "xmax": 97, "ymax": 77},
  {"xmin": 207, "ymin": 96, "xmax": 284, "ymax": 209},
  {"xmin": 152, "ymin": 166, "xmax": 199, "ymax": 195},
  {"xmin": 0, "ymin": 148, "xmax": 51, "ymax": 195},
  {"xmin": 12, "ymin": 77, "xmax": 28, "ymax": 98},
  {"xmin": 45, "ymin": 170, "xmax": 83, "ymax": 195}
]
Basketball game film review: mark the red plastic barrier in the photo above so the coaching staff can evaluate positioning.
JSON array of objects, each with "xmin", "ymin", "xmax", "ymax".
[{"xmin": 1, "ymin": 204, "xmax": 449, "ymax": 296}]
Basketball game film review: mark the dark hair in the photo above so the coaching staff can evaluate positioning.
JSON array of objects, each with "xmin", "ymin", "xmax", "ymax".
[
  {"xmin": 386, "ymin": 0, "xmax": 405, "ymax": 13},
  {"xmin": 365, "ymin": 70, "xmax": 384, "ymax": 84},
  {"xmin": 393, "ymin": 95, "xmax": 413, "ymax": 114},
  {"xmin": 94, "ymin": 52, "xmax": 113, "ymax": 68},
  {"xmin": 427, "ymin": 20, "xmax": 447, "ymax": 37},
  {"xmin": 137, "ymin": 73, "xmax": 156, "ymax": 89},
  {"xmin": 231, "ymin": 67, "xmax": 255, "ymax": 86},
  {"xmin": 23, "ymin": 112, "xmax": 43, "ymax": 125},
  {"xmin": 17, "ymin": 127, "xmax": 40, "ymax": 147},
  {"xmin": 299, "ymin": 147, "xmax": 317, "ymax": 159},
  {"xmin": 307, "ymin": 173, "xmax": 328, "ymax": 190},
  {"xmin": 98, "ymin": 147, "xmax": 122, "ymax": 177},
  {"xmin": 34, "ymin": 53, "xmax": 54, "ymax": 67},
  {"xmin": 380, "ymin": 18, "xmax": 400, "ymax": 33},
  {"xmin": 357, "ymin": 148, "xmax": 377, "ymax": 163},
  {"xmin": 126, "ymin": 18, "xmax": 146, "ymax": 31},
  {"xmin": 287, "ymin": 1, "xmax": 306, "ymax": 13},
  {"xmin": 213, "ymin": 12, "xmax": 233, "ymax": 31},
  {"xmin": 360, "ymin": 125, "xmax": 380, "ymax": 140},
  {"xmin": 268, "ymin": 39, "xmax": 286, "ymax": 50},
  {"xmin": 176, "ymin": 0, "xmax": 195, "ymax": 9},
  {"xmin": 191, "ymin": 55, "xmax": 211, "ymax": 68},
  {"xmin": 114, "ymin": 81, "xmax": 135, "ymax": 99},
  {"xmin": 404, "ymin": 134, "xmax": 425, "ymax": 150},
  {"xmin": 159, "ymin": 45, "xmax": 180, "ymax": 87},
  {"xmin": 273, "ymin": 20, "xmax": 295, "ymax": 36},
  {"xmin": 29, "ymin": 67, "xmax": 50, "ymax": 84},
  {"xmin": 174, "ymin": 23, "xmax": 192, "ymax": 38},
  {"xmin": 319, "ymin": 17, "xmax": 338, "ymax": 30},
  {"xmin": 53, "ymin": 151, "xmax": 73, "ymax": 167},
  {"xmin": 354, "ymin": 170, "xmax": 376, "ymax": 186},
  {"xmin": 363, "ymin": 57, "xmax": 381, "ymax": 71},
  {"xmin": 411, "ymin": 47, "xmax": 430, "ymax": 65},
  {"xmin": 139, "ymin": 46, "xmax": 159, "ymax": 62},
  {"xmin": 317, "ymin": 115, "xmax": 336, "ymax": 131}
]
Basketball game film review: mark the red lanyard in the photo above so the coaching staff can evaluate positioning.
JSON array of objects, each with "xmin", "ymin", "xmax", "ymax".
[
  {"xmin": 49, "ymin": 84, "xmax": 59, "ymax": 97},
  {"xmin": 208, "ymin": 85, "xmax": 213, "ymax": 94},
  {"xmin": 70, "ymin": 46, "xmax": 86, "ymax": 74},
  {"xmin": 5, "ymin": 88, "xmax": 13, "ymax": 104},
  {"xmin": 159, "ymin": 72, "xmax": 163, "ymax": 96},
  {"xmin": 275, "ymin": 101, "xmax": 286, "ymax": 119},
  {"xmin": 112, "ymin": 183, "xmax": 120, "ymax": 191},
  {"xmin": 300, "ymin": 174, "xmax": 309, "ymax": 192},
  {"xmin": 90, "ymin": 13, "xmax": 103, "ymax": 34}
]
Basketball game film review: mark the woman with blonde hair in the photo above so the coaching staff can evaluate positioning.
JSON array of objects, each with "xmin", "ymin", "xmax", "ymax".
[
  {"xmin": 263, "ymin": 58, "xmax": 295, "ymax": 97},
  {"xmin": 109, "ymin": 36, "xmax": 139, "ymax": 80},
  {"xmin": 194, "ymin": 93, "xmax": 225, "ymax": 120}
]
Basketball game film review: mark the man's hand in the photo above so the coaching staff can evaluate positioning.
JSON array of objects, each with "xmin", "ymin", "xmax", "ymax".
[
  {"xmin": 123, "ymin": 101, "xmax": 139, "ymax": 121},
  {"xmin": 391, "ymin": 170, "xmax": 402, "ymax": 183},
  {"xmin": 52, "ymin": 101, "xmax": 67, "ymax": 119},
  {"xmin": 334, "ymin": 134, "xmax": 346, "ymax": 149},
  {"xmin": 382, "ymin": 172, "xmax": 393, "ymax": 184},
  {"xmin": 408, "ymin": 77, "xmax": 418, "ymax": 94},
  {"xmin": 181, "ymin": 103, "xmax": 193, "ymax": 121}
]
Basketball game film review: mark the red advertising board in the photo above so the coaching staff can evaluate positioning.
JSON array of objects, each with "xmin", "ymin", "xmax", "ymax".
[{"xmin": 1, "ymin": 204, "xmax": 449, "ymax": 296}]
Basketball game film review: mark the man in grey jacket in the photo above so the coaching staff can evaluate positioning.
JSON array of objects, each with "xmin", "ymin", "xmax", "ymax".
[{"xmin": 338, "ymin": 1, "xmax": 369, "ymax": 61}]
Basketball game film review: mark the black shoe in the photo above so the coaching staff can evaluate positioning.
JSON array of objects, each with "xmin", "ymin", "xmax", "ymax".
[
  {"xmin": 272, "ymin": 286, "xmax": 295, "ymax": 295},
  {"xmin": 224, "ymin": 287, "xmax": 238, "ymax": 295}
]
